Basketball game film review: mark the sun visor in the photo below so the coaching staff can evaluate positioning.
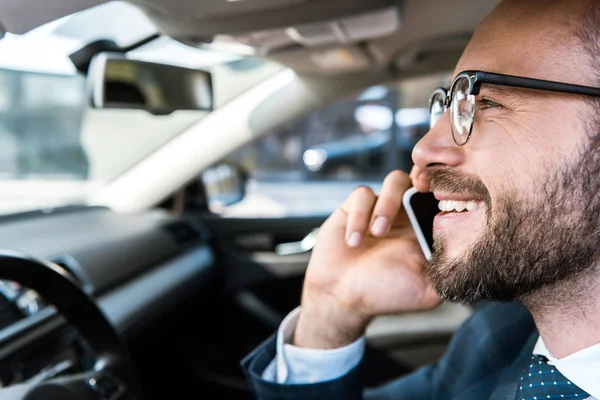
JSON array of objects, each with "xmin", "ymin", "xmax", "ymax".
[
  {"xmin": 201, "ymin": 6, "xmax": 401, "ymax": 56},
  {"xmin": 136, "ymin": 0, "xmax": 401, "ymax": 54},
  {"xmin": 0, "ymin": 0, "xmax": 108, "ymax": 36}
]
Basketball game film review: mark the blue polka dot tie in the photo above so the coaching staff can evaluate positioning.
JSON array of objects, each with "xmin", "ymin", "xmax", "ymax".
[{"xmin": 515, "ymin": 355, "xmax": 590, "ymax": 400}]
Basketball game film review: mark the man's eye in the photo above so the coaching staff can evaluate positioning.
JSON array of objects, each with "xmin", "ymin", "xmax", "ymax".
[{"xmin": 478, "ymin": 98, "xmax": 502, "ymax": 109}]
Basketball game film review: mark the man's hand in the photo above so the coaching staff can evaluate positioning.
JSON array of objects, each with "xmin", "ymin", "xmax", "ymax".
[{"xmin": 294, "ymin": 168, "xmax": 441, "ymax": 349}]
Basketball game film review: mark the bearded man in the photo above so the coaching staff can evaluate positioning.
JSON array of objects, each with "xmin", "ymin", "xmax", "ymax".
[{"xmin": 242, "ymin": 0, "xmax": 600, "ymax": 399}]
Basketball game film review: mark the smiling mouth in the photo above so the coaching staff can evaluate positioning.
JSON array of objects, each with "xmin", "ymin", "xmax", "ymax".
[{"xmin": 438, "ymin": 200, "xmax": 485, "ymax": 213}]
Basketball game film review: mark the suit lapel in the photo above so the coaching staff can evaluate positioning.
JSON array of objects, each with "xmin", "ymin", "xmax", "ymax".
[{"xmin": 489, "ymin": 331, "xmax": 539, "ymax": 400}]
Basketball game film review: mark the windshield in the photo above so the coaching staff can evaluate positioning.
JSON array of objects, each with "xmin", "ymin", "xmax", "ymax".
[{"xmin": 0, "ymin": 1, "xmax": 282, "ymax": 216}]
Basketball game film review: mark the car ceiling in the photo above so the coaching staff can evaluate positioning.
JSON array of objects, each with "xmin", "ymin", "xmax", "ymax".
[
  {"xmin": 132, "ymin": 0, "xmax": 500, "ymax": 74},
  {"xmin": 0, "ymin": 0, "xmax": 500, "ymax": 75}
]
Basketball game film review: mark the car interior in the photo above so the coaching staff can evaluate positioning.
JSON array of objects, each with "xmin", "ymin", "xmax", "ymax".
[{"xmin": 0, "ymin": 0, "xmax": 500, "ymax": 398}]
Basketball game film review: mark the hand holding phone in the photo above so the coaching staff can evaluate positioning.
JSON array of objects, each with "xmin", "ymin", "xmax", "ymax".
[{"xmin": 294, "ymin": 171, "xmax": 442, "ymax": 350}]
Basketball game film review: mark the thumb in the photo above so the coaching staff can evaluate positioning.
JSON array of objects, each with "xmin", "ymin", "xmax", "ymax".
[
  {"xmin": 421, "ymin": 285, "xmax": 442, "ymax": 308},
  {"xmin": 410, "ymin": 166, "xmax": 431, "ymax": 193}
]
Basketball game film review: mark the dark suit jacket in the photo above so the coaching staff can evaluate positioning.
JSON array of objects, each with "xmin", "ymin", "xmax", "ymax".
[{"xmin": 241, "ymin": 301, "xmax": 537, "ymax": 400}]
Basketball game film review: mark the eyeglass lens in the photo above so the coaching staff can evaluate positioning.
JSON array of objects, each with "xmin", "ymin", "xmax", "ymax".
[
  {"xmin": 429, "ymin": 90, "xmax": 446, "ymax": 129},
  {"xmin": 450, "ymin": 77, "xmax": 475, "ymax": 145}
]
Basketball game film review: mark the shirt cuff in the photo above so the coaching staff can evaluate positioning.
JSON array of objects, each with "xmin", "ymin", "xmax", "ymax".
[{"xmin": 261, "ymin": 306, "xmax": 365, "ymax": 384}]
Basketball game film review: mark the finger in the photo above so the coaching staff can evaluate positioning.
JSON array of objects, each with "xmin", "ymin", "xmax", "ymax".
[
  {"xmin": 370, "ymin": 171, "xmax": 411, "ymax": 237},
  {"xmin": 409, "ymin": 165, "xmax": 420, "ymax": 182},
  {"xmin": 410, "ymin": 165, "xmax": 431, "ymax": 193},
  {"xmin": 342, "ymin": 186, "xmax": 377, "ymax": 247}
]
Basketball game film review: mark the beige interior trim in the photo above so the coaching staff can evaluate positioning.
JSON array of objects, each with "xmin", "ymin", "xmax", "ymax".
[
  {"xmin": 91, "ymin": 66, "xmax": 396, "ymax": 213},
  {"xmin": 367, "ymin": 303, "xmax": 473, "ymax": 347}
]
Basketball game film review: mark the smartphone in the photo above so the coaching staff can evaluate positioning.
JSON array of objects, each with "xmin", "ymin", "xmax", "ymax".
[{"xmin": 402, "ymin": 187, "xmax": 438, "ymax": 260}]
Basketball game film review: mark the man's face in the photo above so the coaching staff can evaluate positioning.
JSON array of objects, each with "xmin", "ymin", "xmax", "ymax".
[{"xmin": 412, "ymin": 0, "xmax": 600, "ymax": 302}]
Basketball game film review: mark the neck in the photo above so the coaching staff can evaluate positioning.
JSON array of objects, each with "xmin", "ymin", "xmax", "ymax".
[{"xmin": 522, "ymin": 269, "xmax": 600, "ymax": 359}]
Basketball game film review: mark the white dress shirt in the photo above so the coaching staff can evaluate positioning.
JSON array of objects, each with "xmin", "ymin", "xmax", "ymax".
[
  {"xmin": 262, "ymin": 307, "xmax": 600, "ymax": 400},
  {"xmin": 262, "ymin": 307, "xmax": 365, "ymax": 384},
  {"xmin": 533, "ymin": 337, "xmax": 600, "ymax": 399}
]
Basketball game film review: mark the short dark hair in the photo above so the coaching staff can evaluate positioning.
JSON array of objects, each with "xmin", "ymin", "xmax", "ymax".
[
  {"xmin": 573, "ymin": 3, "xmax": 600, "ymax": 87},
  {"xmin": 572, "ymin": 2, "xmax": 600, "ymax": 138}
]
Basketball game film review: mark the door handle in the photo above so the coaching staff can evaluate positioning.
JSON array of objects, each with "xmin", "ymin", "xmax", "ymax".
[{"xmin": 274, "ymin": 228, "xmax": 319, "ymax": 256}]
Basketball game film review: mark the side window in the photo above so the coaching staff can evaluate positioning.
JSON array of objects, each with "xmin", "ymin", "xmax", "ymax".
[
  {"xmin": 0, "ymin": 69, "xmax": 87, "ymax": 179},
  {"xmin": 214, "ymin": 72, "xmax": 450, "ymax": 217}
]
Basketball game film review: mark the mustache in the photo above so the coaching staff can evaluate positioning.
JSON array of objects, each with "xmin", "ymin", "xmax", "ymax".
[{"xmin": 428, "ymin": 169, "xmax": 491, "ymax": 206}]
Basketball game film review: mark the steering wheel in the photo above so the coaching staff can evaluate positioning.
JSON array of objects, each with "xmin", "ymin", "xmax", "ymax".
[{"xmin": 0, "ymin": 250, "xmax": 142, "ymax": 400}]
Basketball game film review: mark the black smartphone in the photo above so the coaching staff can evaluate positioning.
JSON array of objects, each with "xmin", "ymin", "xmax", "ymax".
[{"xmin": 402, "ymin": 187, "xmax": 438, "ymax": 260}]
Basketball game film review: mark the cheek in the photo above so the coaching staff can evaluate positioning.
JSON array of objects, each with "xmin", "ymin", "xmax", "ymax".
[
  {"xmin": 470, "ymin": 108, "xmax": 586, "ymax": 201},
  {"xmin": 469, "ymin": 133, "xmax": 531, "ymax": 204},
  {"xmin": 473, "ymin": 146, "xmax": 547, "ymax": 210}
]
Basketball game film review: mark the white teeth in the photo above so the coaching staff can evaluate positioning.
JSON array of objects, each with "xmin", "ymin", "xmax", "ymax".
[
  {"xmin": 449, "ymin": 201, "xmax": 456, "ymax": 212},
  {"xmin": 466, "ymin": 201, "xmax": 479, "ymax": 211},
  {"xmin": 438, "ymin": 200, "xmax": 485, "ymax": 213},
  {"xmin": 438, "ymin": 200, "xmax": 455, "ymax": 212},
  {"xmin": 454, "ymin": 201, "xmax": 467, "ymax": 212}
]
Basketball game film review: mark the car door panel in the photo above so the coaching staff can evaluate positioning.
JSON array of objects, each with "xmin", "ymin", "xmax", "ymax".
[
  {"xmin": 200, "ymin": 215, "xmax": 325, "ymax": 288},
  {"xmin": 199, "ymin": 211, "xmax": 472, "ymax": 371}
]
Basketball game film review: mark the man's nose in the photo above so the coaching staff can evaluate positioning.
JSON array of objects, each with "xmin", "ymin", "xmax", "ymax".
[{"xmin": 412, "ymin": 111, "xmax": 465, "ymax": 171}]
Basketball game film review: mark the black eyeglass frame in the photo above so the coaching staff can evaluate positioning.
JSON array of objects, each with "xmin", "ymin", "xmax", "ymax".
[{"xmin": 430, "ymin": 70, "xmax": 600, "ymax": 146}]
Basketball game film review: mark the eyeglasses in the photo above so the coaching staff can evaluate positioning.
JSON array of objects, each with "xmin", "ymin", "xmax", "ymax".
[{"xmin": 429, "ymin": 70, "xmax": 600, "ymax": 146}]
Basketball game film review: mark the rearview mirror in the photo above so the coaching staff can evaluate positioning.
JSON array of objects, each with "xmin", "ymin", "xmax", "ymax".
[
  {"xmin": 201, "ymin": 163, "xmax": 248, "ymax": 212},
  {"xmin": 87, "ymin": 52, "xmax": 213, "ymax": 115}
]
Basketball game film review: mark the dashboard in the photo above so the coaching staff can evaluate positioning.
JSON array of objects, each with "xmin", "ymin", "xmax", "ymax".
[{"xmin": 0, "ymin": 206, "xmax": 218, "ymax": 392}]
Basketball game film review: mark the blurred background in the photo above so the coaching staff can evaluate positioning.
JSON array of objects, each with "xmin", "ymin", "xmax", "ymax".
[{"xmin": 0, "ymin": 1, "xmax": 450, "ymax": 218}]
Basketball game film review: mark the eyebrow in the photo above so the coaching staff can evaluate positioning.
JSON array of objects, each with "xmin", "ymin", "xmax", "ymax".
[{"xmin": 477, "ymin": 84, "xmax": 529, "ymax": 103}]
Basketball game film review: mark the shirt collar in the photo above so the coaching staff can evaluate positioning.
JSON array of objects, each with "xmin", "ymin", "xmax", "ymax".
[{"xmin": 533, "ymin": 336, "xmax": 600, "ymax": 399}]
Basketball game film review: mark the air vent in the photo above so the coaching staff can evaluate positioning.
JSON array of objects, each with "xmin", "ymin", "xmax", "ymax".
[{"xmin": 163, "ymin": 221, "xmax": 202, "ymax": 246}]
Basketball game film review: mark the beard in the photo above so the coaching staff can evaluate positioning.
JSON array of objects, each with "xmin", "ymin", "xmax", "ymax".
[{"xmin": 426, "ymin": 135, "xmax": 600, "ymax": 303}]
